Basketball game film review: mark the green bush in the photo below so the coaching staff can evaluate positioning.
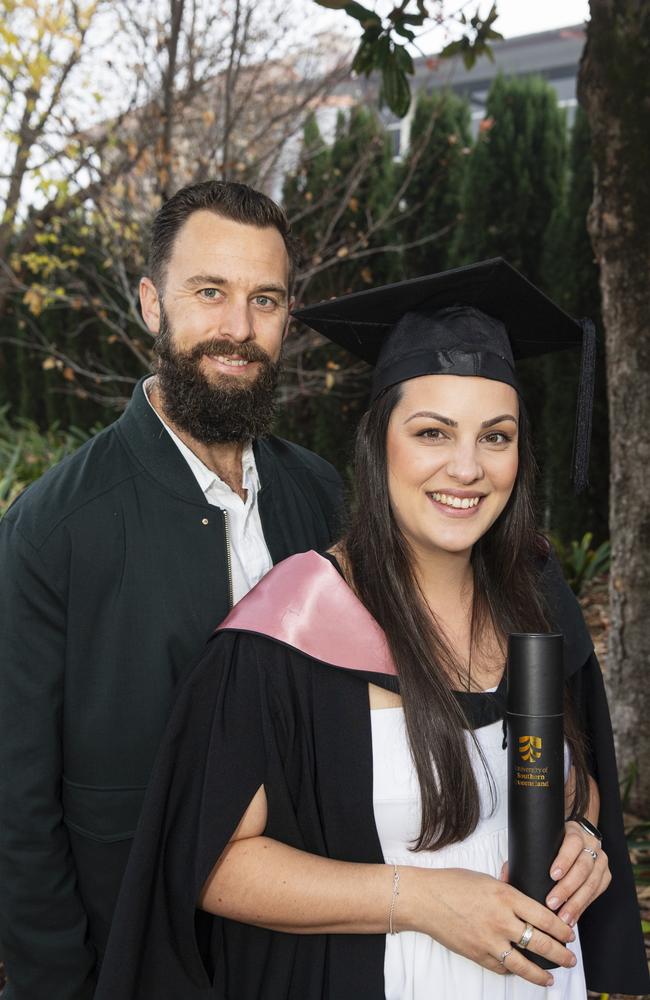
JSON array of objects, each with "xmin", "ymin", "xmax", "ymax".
[
  {"xmin": 551, "ymin": 531, "xmax": 611, "ymax": 595},
  {"xmin": 0, "ymin": 407, "xmax": 96, "ymax": 516}
]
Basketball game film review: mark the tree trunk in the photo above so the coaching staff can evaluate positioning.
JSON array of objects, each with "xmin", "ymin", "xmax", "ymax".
[{"xmin": 578, "ymin": 1, "xmax": 650, "ymax": 813}]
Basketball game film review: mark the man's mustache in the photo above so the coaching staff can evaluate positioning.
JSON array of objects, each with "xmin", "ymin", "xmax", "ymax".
[{"xmin": 167, "ymin": 337, "xmax": 274, "ymax": 366}]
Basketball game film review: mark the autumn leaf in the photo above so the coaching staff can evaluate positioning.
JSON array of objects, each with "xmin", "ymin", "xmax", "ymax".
[
  {"xmin": 23, "ymin": 286, "xmax": 45, "ymax": 316},
  {"xmin": 62, "ymin": 366, "xmax": 76, "ymax": 381}
]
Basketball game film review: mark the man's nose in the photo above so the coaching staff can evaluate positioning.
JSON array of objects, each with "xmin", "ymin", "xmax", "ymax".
[{"xmin": 216, "ymin": 300, "xmax": 252, "ymax": 343}]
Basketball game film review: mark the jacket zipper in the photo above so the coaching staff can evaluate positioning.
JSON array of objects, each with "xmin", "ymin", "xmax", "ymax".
[{"xmin": 222, "ymin": 508, "xmax": 234, "ymax": 609}]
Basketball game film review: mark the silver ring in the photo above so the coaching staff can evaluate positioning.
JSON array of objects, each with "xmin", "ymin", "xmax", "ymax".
[
  {"xmin": 499, "ymin": 948, "xmax": 513, "ymax": 965},
  {"xmin": 582, "ymin": 847, "xmax": 598, "ymax": 861},
  {"xmin": 517, "ymin": 922, "xmax": 534, "ymax": 949}
]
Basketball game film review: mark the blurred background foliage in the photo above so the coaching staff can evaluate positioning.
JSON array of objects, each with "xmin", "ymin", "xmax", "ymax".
[{"xmin": 0, "ymin": 3, "xmax": 606, "ymax": 548}]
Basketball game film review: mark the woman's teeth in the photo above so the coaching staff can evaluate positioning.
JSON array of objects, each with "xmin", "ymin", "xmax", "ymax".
[{"xmin": 431, "ymin": 492, "xmax": 481, "ymax": 509}]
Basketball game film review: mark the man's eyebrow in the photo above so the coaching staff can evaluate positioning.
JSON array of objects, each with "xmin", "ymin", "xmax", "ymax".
[
  {"xmin": 183, "ymin": 274, "xmax": 228, "ymax": 288},
  {"xmin": 183, "ymin": 274, "xmax": 288, "ymax": 300}
]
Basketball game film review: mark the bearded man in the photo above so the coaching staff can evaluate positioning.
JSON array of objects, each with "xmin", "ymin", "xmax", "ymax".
[{"xmin": 0, "ymin": 181, "xmax": 343, "ymax": 1000}]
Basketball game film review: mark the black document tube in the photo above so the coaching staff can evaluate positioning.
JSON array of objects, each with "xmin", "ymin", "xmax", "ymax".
[{"xmin": 507, "ymin": 633, "xmax": 565, "ymax": 971}]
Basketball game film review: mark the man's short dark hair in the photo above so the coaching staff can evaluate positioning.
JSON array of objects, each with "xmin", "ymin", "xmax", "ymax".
[{"xmin": 148, "ymin": 180, "xmax": 303, "ymax": 294}]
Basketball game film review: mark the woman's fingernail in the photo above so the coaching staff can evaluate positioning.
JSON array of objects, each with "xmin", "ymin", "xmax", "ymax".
[
  {"xmin": 569, "ymin": 930, "xmax": 576, "ymax": 942},
  {"xmin": 551, "ymin": 867, "xmax": 563, "ymax": 879},
  {"xmin": 547, "ymin": 896, "xmax": 560, "ymax": 909},
  {"xmin": 559, "ymin": 910, "xmax": 571, "ymax": 923},
  {"xmin": 569, "ymin": 953, "xmax": 577, "ymax": 967},
  {"xmin": 547, "ymin": 976, "xmax": 555, "ymax": 986}
]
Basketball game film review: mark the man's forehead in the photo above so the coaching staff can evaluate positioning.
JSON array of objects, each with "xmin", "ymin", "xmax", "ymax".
[{"xmin": 170, "ymin": 210, "xmax": 287, "ymax": 273}]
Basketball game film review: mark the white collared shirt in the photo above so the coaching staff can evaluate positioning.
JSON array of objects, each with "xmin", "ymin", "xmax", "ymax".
[{"xmin": 144, "ymin": 378, "xmax": 273, "ymax": 605}]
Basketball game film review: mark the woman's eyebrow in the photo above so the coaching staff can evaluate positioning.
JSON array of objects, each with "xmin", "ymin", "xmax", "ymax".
[
  {"xmin": 404, "ymin": 411, "xmax": 518, "ymax": 428},
  {"xmin": 480, "ymin": 414, "xmax": 518, "ymax": 428},
  {"xmin": 405, "ymin": 411, "xmax": 457, "ymax": 427}
]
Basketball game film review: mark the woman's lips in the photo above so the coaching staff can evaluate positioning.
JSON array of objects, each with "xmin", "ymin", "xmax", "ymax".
[{"xmin": 427, "ymin": 492, "xmax": 486, "ymax": 518}]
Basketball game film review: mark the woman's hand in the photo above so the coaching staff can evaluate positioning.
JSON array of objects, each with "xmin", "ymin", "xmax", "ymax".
[
  {"xmin": 544, "ymin": 820, "xmax": 611, "ymax": 926},
  {"xmin": 408, "ymin": 867, "xmax": 577, "ymax": 988}
]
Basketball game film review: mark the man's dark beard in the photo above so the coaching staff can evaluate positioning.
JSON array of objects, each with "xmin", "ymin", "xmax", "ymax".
[{"xmin": 153, "ymin": 310, "xmax": 282, "ymax": 444}]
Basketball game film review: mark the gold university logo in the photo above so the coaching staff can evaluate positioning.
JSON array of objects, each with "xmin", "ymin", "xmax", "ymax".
[{"xmin": 519, "ymin": 735, "xmax": 542, "ymax": 762}]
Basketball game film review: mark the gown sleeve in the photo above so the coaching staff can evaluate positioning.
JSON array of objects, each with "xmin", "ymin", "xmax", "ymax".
[
  {"xmin": 542, "ymin": 549, "xmax": 649, "ymax": 994},
  {"xmin": 94, "ymin": 631, "xmax": 270, "ymax": 999}
]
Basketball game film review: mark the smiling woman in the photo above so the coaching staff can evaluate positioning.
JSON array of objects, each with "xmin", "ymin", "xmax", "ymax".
[
  {"xmin": 95, "ymin": 260, "xmax": 649, "ymax": 1000},
  {"xmin": 386, "ymin": 375, "xmax": 520, "ymax": 557}
]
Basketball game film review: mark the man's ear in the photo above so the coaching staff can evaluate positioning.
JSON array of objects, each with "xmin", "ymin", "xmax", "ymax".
[{"xmin": 140, "ymin": 277, "xmax": 161, "ymax": 334}]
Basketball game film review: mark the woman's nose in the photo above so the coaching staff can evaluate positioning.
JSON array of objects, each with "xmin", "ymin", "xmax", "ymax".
[{"xmin": 445, "ymin": 442, "xmax": 484, "ymax": 484}]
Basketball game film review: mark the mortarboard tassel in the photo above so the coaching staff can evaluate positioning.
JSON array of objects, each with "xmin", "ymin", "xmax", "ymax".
[{"xmin": 571, "ymin": 317, "xmax": 596, "ymax": 494}]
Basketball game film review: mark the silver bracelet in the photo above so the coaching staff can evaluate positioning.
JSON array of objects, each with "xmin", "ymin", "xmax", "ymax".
[{"xmin": 388, "ymin": 865, "xmax": 400, "ymax": 935}]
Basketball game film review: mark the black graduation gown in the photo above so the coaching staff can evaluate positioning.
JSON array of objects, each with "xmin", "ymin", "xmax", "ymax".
[{"xmin": 95, "ymin": 551, "xmax": 649, "ymax": 999}]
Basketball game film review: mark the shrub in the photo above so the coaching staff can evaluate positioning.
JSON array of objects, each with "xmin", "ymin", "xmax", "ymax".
[{"xmin": 0, "ymin": 407, "xmax": 95, "ymax": 517}]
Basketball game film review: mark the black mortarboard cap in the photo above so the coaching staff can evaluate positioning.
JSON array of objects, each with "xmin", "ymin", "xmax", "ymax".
[{"xmin": 293, "ymin": 258, "xmax": 595, "ymax": 492}]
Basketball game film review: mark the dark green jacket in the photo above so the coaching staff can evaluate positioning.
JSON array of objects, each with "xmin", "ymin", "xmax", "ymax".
[{"xmin": 0, "ymin": 380, "xmax": 343, "ymax": 1000}]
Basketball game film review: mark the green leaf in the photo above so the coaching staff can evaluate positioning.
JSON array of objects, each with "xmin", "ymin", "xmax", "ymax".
[
  {"xmin": 374, "ymin": 32, "xmax": 391, "ymax": 65},
  {"xmin": 461, "ymin": 45, "xmax": 478, "ymax": 70},
  {"xmin": 484, "ymin": 2, "xmax": 500, "ymax": 28},
  {"xmin": 398, "ymin": 11, "xmax": 427, "ymax": 25},
  {"xmin": 394, "ymin": 44, "xmax": 415, "ymax": 75},
  {"xmin": 345, "ymin": 1, "xmax": 381, "ymax": 28},
  {"xmin": 351, "ymin": 40, "xmax": 377, "ymax": 75},
  {"xmin": 439, "ymin": 39, "xmax": 464, "ymax": 60},
  {"xmin": 381, "ymin": 57, "xmax": 411, "ymax": 116},
  {"xmin": 393, "ymin": 23, "xmax": 416, "ymax": 41}
]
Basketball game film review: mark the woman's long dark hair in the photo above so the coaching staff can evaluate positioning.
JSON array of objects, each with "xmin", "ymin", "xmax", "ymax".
[{"xmin": 345, "ymin": 383, "xmax": 589, "ymax": 850}]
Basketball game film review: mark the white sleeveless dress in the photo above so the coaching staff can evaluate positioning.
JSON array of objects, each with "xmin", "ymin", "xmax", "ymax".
[{"xmin": 371, "ymin": 707, "xmax": 588, "ymax": 999}]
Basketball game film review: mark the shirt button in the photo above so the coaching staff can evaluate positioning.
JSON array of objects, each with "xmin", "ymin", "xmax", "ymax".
[{"xmin": 201, "ymin": 518, "xmax": 209, "ymax": 525}]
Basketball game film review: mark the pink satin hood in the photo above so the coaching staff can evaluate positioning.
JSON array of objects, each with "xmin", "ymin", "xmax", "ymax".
[{"xmin": 216, "ymin": 550, "xmax": 396, "ymax": 676}]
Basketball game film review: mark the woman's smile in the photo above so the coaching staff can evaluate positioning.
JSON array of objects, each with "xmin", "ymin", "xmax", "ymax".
[
  {"xmin": 386, "ymin": 375, "xmax": 519, "ymax": 558},
  {"xmin": 427, "ymin": 490, "xmax": 486, "ymax": 516}
]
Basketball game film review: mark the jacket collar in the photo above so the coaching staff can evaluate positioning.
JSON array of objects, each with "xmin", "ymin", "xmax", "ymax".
[
  {"xmin": 115, "ymin": 377, "xmax": 208, "ymax": 505},
  {"xmin": 117, "ymin": 378, "xmax": 283, "ymax": 513}
]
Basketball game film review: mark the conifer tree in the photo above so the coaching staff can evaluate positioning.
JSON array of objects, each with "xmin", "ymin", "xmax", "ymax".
[
  {"xmin": 398, "ymin": 90, "xmax": 471, "ymax": 277},
  {"xmin": 542, "ymin": 108, "xmax": 608, "ymax": 543},
  {"xmin": 279, "ymin": 106, "xmax": 398, "ymax": 473},
  {"xmin": 452, "ymin": 75, "xmax": 566, "ymax": 286}
]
